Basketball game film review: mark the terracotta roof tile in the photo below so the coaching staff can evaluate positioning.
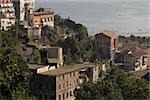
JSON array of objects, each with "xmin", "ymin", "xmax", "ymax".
[{"xmin": 103, "ymin": 31, "xmax": 117, "ymax": 39}]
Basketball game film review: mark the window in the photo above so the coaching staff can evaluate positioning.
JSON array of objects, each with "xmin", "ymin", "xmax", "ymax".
[
  {"xmin": 39, "ymin": 84, "xmax": 42, "ymax": 90},
  {"xmin": 48, "ymin": 18, "xmax": 50, "ymax": 21},
  {"xmin": 77, "ymin": 79, "xmax": 79, "ymax": 84},
  {"xmin": 45, "ymin": 94, "xmax": 47, "ymax": 100},
  {"xmin": 73, "ymin": 72, "xmax": 75, "ymax": 76},
  {"xmin": 107, "ymin": 42, "xmax": 110, "ymax": 46},
  {"xmin": 66, "ymin": 92, "xmax": 69, "ymax": 98},
  {"xmin": 63, "ymin": 83, "xmax": 65, "ymax": 88},
  {"xmin": 74, "ymin": 80, "xmax": 76, "ymax": 84},
  {"xmin": 70, "ymin": 72, "xmax": 72, "ymax": 77},
  {"xmin": 51, "ymin": 82, "xmax": 54, "ymax": 90},
  {"xmin": 62, "ymin": 75, "xmax": 64, "ymax": 80},
  {"xmin": 59, "ymin": 95, "xmax": 61, "ymax": 100},
  {"xmin": 39, "ymin": 94, "xmax": 42, "ymax": 100},
  {"xmin": 70, "ymin": 91, "xmax": 72, "ymax": 96},
  {"xmin": 63, "ymin": 93, "xmax": 65, "ymax": 99},
  {"xmin": 2, "ymin": 27, "xmax": 4, "ymax": 30},
  {"xmin": 51, "ymin": 18, "xmax": 53, "ymax": 21},
  {"xmin": 67, "ymin": 81, "xmax": 68, "ymax": 87},
  {"xmin": 59, "ymin": 84, "xmax": 61, "ymax": 89}
]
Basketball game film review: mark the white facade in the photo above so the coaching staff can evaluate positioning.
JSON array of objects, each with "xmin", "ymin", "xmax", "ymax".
[
  {"xmin": 24, "ymin": 0, "xmax": 35, "ymax": 9},
  {"xmin": 0, "ymin": 18, "xmax": 15, "ymax": 30},
  {"xmin": 0, "ymin": 18, "xmax": 9, "ymax": 30},
  {"xmin": 135, "ymin": 55, "xmax": 150, "ymax": 71},
  {"xmin": 0, "ymin": 0, "xmax": 15, "ymax": 30},
  {"xmin": 42, "ymin": 18, "xmax": 54, "ymax": 28},
  {"xmin": 12, "ymin": 0, "xmax": 35, "ymax": 21}
]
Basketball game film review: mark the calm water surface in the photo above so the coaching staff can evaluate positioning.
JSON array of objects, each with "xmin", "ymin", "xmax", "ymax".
[{"xmin": 36, "ymin": 0, "xmax": 150, "ymax": 36}]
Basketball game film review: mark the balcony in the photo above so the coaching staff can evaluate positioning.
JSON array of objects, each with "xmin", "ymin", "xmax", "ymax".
[{"xmin": 0, "ymin": 3, "xmax": 13, "ymax": 8}]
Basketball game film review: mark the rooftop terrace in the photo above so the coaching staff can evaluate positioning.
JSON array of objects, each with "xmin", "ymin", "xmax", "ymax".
[{"xmin": 29, "ymin": 63, "xmax": 96, "ymax": 76}]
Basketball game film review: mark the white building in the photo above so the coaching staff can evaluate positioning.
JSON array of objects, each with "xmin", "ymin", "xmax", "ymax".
[
  {"xmin": 0, "ymin": 18, "xmax": 10, "ymax": 30},
  {"xmin": 12, "ymin": 0, "xmax": 35, "ymax": 21},
  {"xmin": 0, "ymin": 0, "xmax": 15, "ymax": 30}
]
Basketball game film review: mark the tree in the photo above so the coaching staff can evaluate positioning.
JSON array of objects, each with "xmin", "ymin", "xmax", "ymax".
[
  {"xmin": 75, "ymin": 82, "xmax": 105, "ymax": 100},
  {"xmin": 32, "ymin": 49, "xmax": 41, "ymax": 64},
  {"xmin": 0, "ymin": 31, "xmax": 31, "ymax": 99},
  {"xmin": 54, "ymin": 14, "xmax": 61, "ymax": 25},
  {"xmin": 75, "ymin": 66, "xmax": 149, "ymax": 100},
  {"xmin": 8, "ymin": 25, "xmax": 29, "ymax": 44},
  {"xmin": 41, "ymin": 25, "xmax": 59, "ymax": 46},
  {"xmin": 74, "ymin": 24, "xmax": 88, "ymax": 41}
]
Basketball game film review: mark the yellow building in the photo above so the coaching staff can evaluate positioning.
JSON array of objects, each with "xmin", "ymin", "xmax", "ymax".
[
  {"xmin": 29, "ymin": 11, "xmax": 54, "ymax": 28},
  {"xmin": 29, "ymin": 63, "xmax": 99, "ymax": 100}
]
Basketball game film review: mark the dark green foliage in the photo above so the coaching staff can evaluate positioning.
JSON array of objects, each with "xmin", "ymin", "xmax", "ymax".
[
  {"xmin": 8, "ymin": 25, "xmax": 29, "ymax": 44},
  {"xmin": 41, "ymin": 25, "xmax": 59, "ymax": 46},
  {"xmin": 0, "ymin": 31, "xmax": 31, "ymax": 99},
  {"xmin": 74, "ymin": 24, "xmax": 88, "ymax": 41},
  {"xmin": 32, "ymin": 49, "xmax": 41, "ymax": 64},
  {"xmin": 129, "ymin": 35, "xmax": 150, "ymax": 44},
  {"xmin": 52, "ymin": 15, "xmax": 93, "ymax": 63},
  {"xmin": 142, "ymin": 72, "xmax": 150, "ymax": 81},
  {"xmin": 54, "ymin": 14, "xmax": 61, "ymax": 26},
  {"xmin": 75, "ymin": 66, "xmax": 149, "ymax": 100},
  {"xmin": 36, "ymin": 8, "xmax": 44, "ymax": 12},
  {"xmin": 119, "ymin": 35, "xmax": 150, "ymax": 48}
]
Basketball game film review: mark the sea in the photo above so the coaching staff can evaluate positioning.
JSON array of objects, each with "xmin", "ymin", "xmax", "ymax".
[{"xmin": 36, "ymin": 0, "xmax": 150, "ymax": 36}]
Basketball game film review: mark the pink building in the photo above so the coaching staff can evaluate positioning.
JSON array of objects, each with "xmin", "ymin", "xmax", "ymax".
[
  {"xmin": 102, "ymin": 31, "xmax": 117, "ymax": 50},
  {"xmin": 95, "ymin": 31, "xmax": 117, "ymax": 59}
]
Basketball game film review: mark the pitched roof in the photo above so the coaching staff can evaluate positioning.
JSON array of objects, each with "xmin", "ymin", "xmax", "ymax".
[
  {"xmin": 103, "ymin": 30, "xmax": 117, "ymax": 39},
  {"xmin": 96, "ymin": 30, "xmax": 117, "ymax": 39},
  {"xmin": 95, "ymin": 32, "xmax": 111, "ymax": 39}
]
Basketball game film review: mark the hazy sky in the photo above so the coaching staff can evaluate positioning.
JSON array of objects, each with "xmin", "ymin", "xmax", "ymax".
[
  {"xmin": 35, "ymin": 0, "xmax": 149, "ymax": 36},
  {"xmin": 36, "ymin": 0, "xmax": 147, "ymax": 2},
  {"xmin": 36, "ymin": 0, "xmax": 149, "ymax": 4}
]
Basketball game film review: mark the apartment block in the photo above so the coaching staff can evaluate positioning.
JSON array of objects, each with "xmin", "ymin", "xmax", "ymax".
[
  {"xmin": 95, "ymin": 32, "xmax": 111, "ymax": 59},
  {"xmin": 95, "ymin": 31, "xmax": 117, "ymax": 59},
  {"xmin": 29, "ymin": 10, "xmax": 54, "ymax": 28},
  {"xmin": 29, "ymin": 64, "xmax": 99, "ymax": 100},
  {"xmin": 12, "ymin": 0, "xmax": 35, "ymax": 21},
  {"xmin": 0, "ymin": 0, "xmax": 15, "ymax": 30},
  {"xmin": 114, "ymin": 48, "xmax": 150, "ymax": 72}
]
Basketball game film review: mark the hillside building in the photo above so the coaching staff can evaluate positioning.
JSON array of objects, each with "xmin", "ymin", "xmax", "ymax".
[
  {"xmin": 29, "ymin": 11, "xmax": 54, "ymax": 28},
  {"xmin": 0, "ymin": 0, "xmax": 15, "ymax": 30},
  {"xmin": 114, "ymin": 47, "xmax": 150, "ymax": 72},
  {"xmin": 95, "ymin": 31, "xmax": 117, "ymax": 59},
  {"xmin": 12, "ymin": 0, "xmax": 35, "ymax": 21},
  {"xmin": 29, "ymin": 63, "xmax": 99, "ymax": 100}
]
